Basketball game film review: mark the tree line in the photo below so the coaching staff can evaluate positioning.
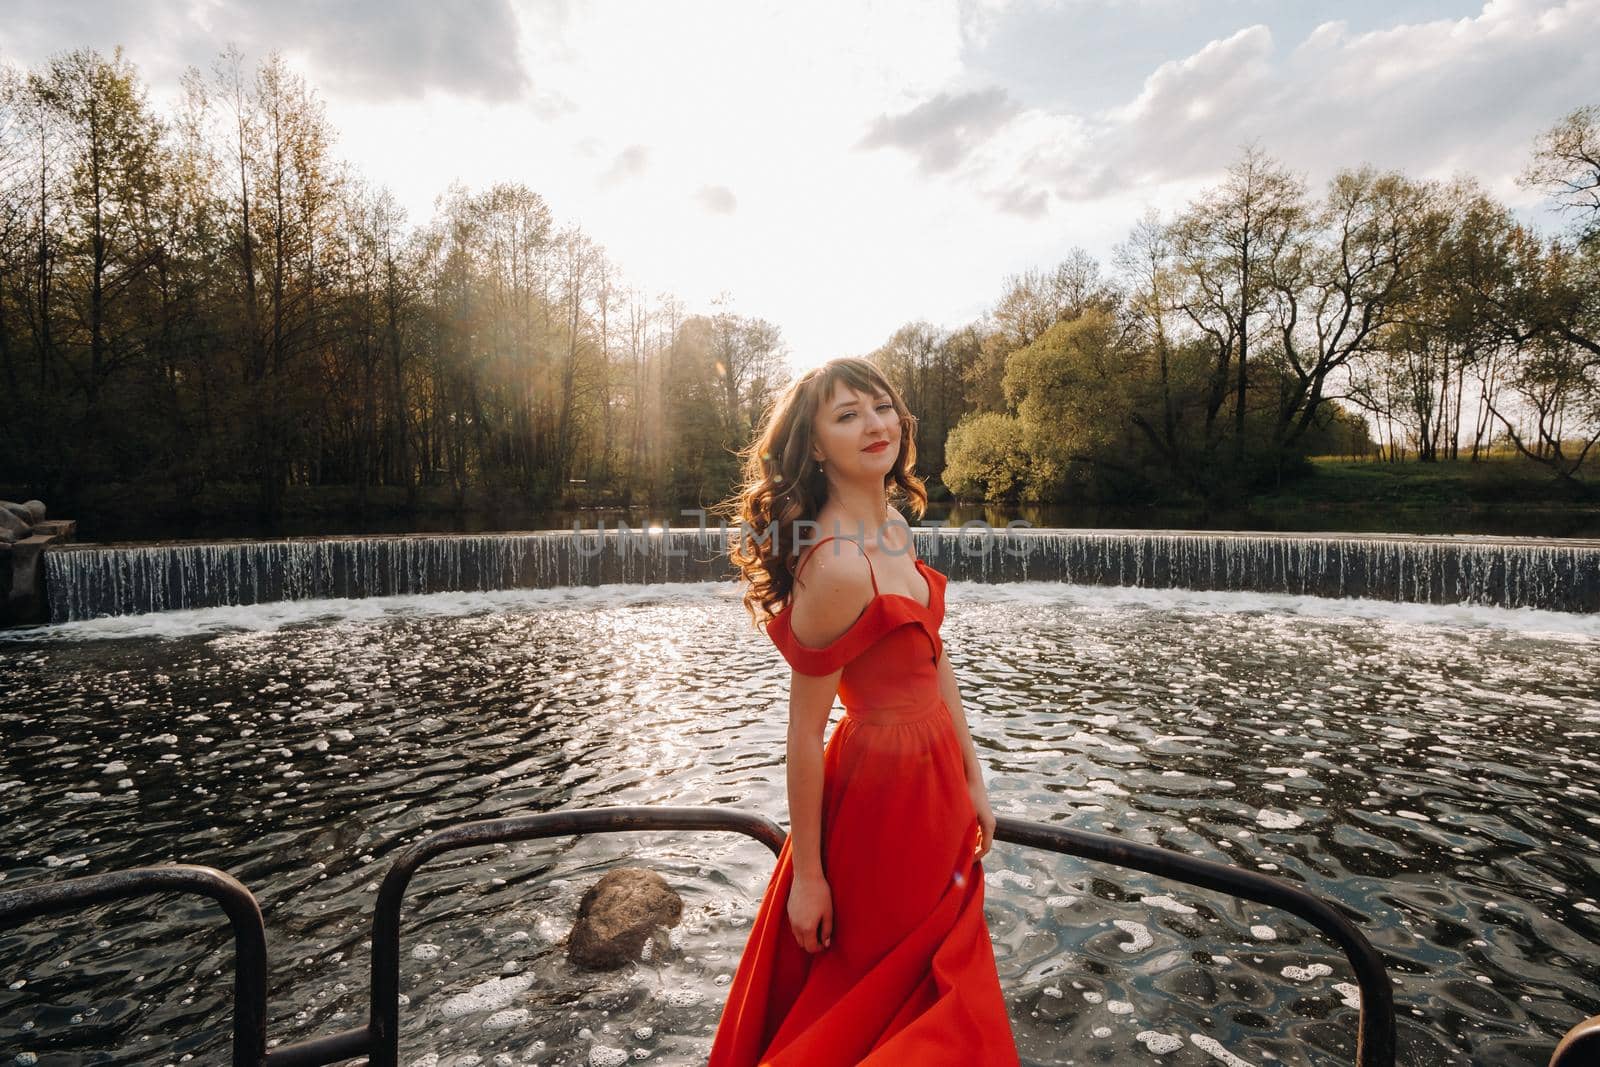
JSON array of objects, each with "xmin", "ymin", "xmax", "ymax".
[
  {"xmin": 0, "ymin": 47, "xmax": 785, "ymax": 520},
  {"xmin": 2, "ymin": 45, "xmax": 1595, "ymax": 522},
  {"xmin": 876, "ymin": 109, "xmax": 1600, "ymax": 506}
]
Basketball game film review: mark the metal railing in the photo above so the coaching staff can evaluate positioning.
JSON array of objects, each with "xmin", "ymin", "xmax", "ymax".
[
  {"xmin": 0, "ymin": 805, "xmax": 1398, "ymax": 1065},
  {"xmin": 1550, "ymin": 1014, "xmax": 1600, "ymax": 1067}
]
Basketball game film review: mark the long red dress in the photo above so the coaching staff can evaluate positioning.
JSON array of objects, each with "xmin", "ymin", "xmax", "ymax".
[{"xmin": 708, "ymin": 535, "xmax": 1020, "ymax": 1066}]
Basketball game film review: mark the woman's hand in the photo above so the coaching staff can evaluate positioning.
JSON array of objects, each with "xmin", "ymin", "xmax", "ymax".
[
  {"xmin": 969, "ymin": 777, "xmax": 996, "ymax": 861},
  {"xmin": 788, "ymin": 871, "xmax": 833, "ymax": 953}
]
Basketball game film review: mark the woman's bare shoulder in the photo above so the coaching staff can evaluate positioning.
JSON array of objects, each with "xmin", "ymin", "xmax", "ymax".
[{"xmin": 790, "ymin": 540, "xmax": 875, "ymax": 647}]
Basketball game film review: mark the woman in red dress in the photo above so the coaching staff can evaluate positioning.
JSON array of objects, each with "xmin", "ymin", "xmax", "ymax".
[{"xmin": 710, "ymin": 357, "xmax": 1020, "ymax": 1065}]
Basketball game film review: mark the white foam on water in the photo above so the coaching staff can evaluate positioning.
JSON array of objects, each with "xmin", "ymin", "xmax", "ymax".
[
  {"xmin": 1106, "ymin": 1000, "xmax": 1135, "ymax": 1015},
  {"xmin": 1333, "ymin": 982, "xmax": 1362, "ymax": 1009},
  {"xmin": 483, "ymin": 1008, "xmax": 529, "ymax": 1030},
  {"xmin": 16, "ymin": 567, "xmax": 1600, "ymax": 643},
  {"xmin": 986, "ymin": 869, "xmax": 1036, "ymax": 891},
  {"xmin": 1256, "ymin": 809, "xmax": 1305, "ymax": 830},
  {"xmin": 1136, "ymin": 1031, "xmax": 1185, "ymax": 1055},
  {"xmin": 1190, "ymin": 1034, "xmax": 1255, "ymax": 1065},
  {"xmin": 3, "ymin": 581, "xmax": 734, "ymax": 642},
  {"xmin": 1282, "ymin": 963, "xmax": 1334, "ymax": 982},
  {"xmin": 960, "ymin": 579, "xmax": 1600, "ymax": 640},
  {"xmin": 437, "ymin": 974, "xmax": 534, "ymax": 1019},
  {"xmin": 588, "ymin": 1047, "xmax": 629, "ymax": 1067},
  {"xmin": 661, "ymin": 987, "xmax": 701, "ymax": 1008},
  {"xmin": 410, "ymin": 943, "xmax": 441, "ymax": 961},
  {"xmin": 1113, "ymin": 920, "xmax": 1153, "ymax": 952},
  {"xmin": 1141, "ymin": 895, "xmax": 1197, "ymax": 915},
  {"xmin": 1249, "ymin": 925, "xmax": 1277, "ymax": 941}
]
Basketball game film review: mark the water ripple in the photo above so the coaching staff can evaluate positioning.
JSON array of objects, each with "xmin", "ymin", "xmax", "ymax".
[{"xmin": 0, "ymin": 582, "xmax": 1596, "ymax": 1064}]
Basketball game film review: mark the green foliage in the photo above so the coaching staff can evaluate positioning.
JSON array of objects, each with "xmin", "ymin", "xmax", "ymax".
[
  {"xmin": 943, "ymin": 412, "xmax": 1029, "ymax": 503},
  {"xmin": 1003, "ymin": 310, "xmax": 1126, "ymax": 495},
  {"xmin": 0, "ymin": 48, "xmax": 783, "ymax": 526}
]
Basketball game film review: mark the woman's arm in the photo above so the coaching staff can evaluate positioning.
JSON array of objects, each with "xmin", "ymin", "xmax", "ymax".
[
  {"xmin": 786, "ymin": 668, "xmax": 837, "ymax": 884},
  {"xmin": 781, "ymin": 542, "xmax": 874, "ymax": 951},
  {"xmin": 937, "ymin": 648, "xmax": 998, "ymax": 859},
  {"xmin": 785, "ymin": 667, "xmax": 838, "ymax": 953}
]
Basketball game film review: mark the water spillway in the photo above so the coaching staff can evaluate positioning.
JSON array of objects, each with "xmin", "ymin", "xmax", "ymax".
[{"xmin": 35, "ymin": 526, "xmax": 1600, "ymax": 622}]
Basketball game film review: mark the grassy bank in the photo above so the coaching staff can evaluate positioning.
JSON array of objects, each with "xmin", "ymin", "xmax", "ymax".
[
  {"xmin": 9, "ymin": 454, "xmax": 1599, "ymax": 543},
  {"xmin": 1278, "ymin": 455, "xmax": 1595, "ymax": 505},
  {"xmin": 1238, "ymin": 455, "xmax": 1600, "ymax": 538}
]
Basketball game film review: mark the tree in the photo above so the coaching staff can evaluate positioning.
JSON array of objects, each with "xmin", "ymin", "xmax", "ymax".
[
  {"xmin": 1169, "ymin": 145, "xmax": 1308, "ymax": 474},
  {"xmin": 1523, "ymin": 104, "xmax": 1600, "ymax": 246},
  {"xmin": 967, "ymin": 248, "xmax": 1120, "ymax": 413},
  {"xmin": 1003, "ymin": 309, "xmax": 1142, "ymax": 496},
  {"xmin": 1270, "ymin": 168, "xmax": 1435, "ymax": 464},
  {"xmin": 33, "ymin": 48, "xmax": 166, "ymax": 490},
  {"xmin": 943, "ymin": 411, "xmax": 1028, "ymax": 503}
]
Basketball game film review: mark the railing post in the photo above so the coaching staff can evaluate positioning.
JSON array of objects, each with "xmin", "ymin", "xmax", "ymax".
[
  {"xmin": 993, "ymin": 815, "xmax": 1398, "ymax": 1067},
  {"xmin": 1550, "ymin": 1014, "xmax": 1600, "ymax": 1067},
  {"xmin": 1, "ymin": 806, "xmax": 1401, "ymax": 1066},
  {"xmin": 0, "ymin": 865, "xmax": 269, "ymax": 1067},
  {"xmin": 366, "ymin": 805, "xmax": 784, "ymax": 1066}
]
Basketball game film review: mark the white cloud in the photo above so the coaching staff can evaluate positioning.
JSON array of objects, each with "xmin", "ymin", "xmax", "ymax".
[
  {"xmin": 600, "ymin": 144, "xmax": 650, "ymax": 187},
  {"xmin": 858, "ymin": 87, "xmax": 1023, "ymax": 174},
  {"xmin": 0, "ymin": 0, "xmax": 535, "ymax": 101},
  {"xmin": 695, "ymin": 185, "xmax": 738, "ymax": 214},
  {"xmin": 2, "ymin": 0, "xmax": 1590, "ymax": 368},
  {"xmin": 887, "ymin": 0, "xmax": 1599, "ymax": 215}
]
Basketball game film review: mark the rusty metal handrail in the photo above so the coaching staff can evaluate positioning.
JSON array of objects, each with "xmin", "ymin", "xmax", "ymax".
[
  {"xmin": 1550, "ymin": 1014, "xmax": 1600, "ymax": 1067},
  {"xmin": 0, "ymin": 864, "xmax": 268, "ymax": 1066},
  {"xmin": 366, "ymin": 806, "xmax": 785, "ymax": 1065},
  {"xmin": 995, "ymin": 814, "xmax": 1395, "ymax": 1067},
  {"xmin": 0, "ymin": 804, "xmax": 1398, "ymax": 1066}
]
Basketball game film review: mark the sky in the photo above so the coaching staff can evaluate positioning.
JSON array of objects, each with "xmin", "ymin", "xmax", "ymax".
[{"xmin": 2, "ymin": 0, "xmax": 1595, "ymax": 369}]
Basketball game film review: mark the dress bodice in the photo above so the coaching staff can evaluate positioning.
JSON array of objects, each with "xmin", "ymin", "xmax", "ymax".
[{"xmin": 765, "ymin": 537, "xmax": 947, "ymax": 719}]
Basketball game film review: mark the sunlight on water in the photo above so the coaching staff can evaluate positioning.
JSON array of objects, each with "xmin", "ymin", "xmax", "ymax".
[{"xmin": 2, "ymin": 580, "xmax": 1597, "ymax": 1065}]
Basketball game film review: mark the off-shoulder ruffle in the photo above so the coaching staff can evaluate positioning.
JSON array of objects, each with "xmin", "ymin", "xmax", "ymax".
[{"xmin": 767, "ymin": 564, "xmax": 946, "ymax": 676}]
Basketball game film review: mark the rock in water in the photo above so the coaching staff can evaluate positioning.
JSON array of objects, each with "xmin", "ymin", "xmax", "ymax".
[
  {"xmin": 21, "ymin": 500, "xmax": 45, "ymax": 523},
  {"xmin": 566, "ymin": 867, "xmax": 683, "ymax": 971}
]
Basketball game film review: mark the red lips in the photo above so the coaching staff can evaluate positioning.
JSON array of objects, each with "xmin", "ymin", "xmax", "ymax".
[{"xmin": 863, "ymin": 441, "xmax": 890, "ymax": 453}]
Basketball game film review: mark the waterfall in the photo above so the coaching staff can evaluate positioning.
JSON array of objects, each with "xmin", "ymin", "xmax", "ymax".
[
  {"xmin": 39, "ymin": 527, "xmax": 1600, "ymax": 622},
  {"xmin": 42, "ymin": 528, "xmax": 729, "ymax": 622},
  {"xmin": 917, "ymin": 529, "xmax": 1600, "ymax": 614}
]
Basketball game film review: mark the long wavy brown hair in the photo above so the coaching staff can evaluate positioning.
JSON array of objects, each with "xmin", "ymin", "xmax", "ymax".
[{"xmin": 714, "ymin": 357, "xmax": 929, "ymax": 627}]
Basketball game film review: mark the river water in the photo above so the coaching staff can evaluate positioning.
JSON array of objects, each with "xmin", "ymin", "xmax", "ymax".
[{"xmin": 1, "ymin": 581, "xmax": 1597, "ymax": 1066}]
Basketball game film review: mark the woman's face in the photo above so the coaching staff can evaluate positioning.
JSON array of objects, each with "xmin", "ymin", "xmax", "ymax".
[{"xmin": 810, "ymin": 379, "xmax": 901, "ymax": 478}]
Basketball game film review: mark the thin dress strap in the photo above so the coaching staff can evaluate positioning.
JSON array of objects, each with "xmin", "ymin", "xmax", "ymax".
[{"xmin": 795, "ymin": 535, "xmax": 877, "ymax": 595}]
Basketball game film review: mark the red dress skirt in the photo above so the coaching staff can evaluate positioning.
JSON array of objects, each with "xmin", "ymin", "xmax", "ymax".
[{"xmin": 709, "ymin": 539, "xmax": 1020, "ymax": 1066}]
